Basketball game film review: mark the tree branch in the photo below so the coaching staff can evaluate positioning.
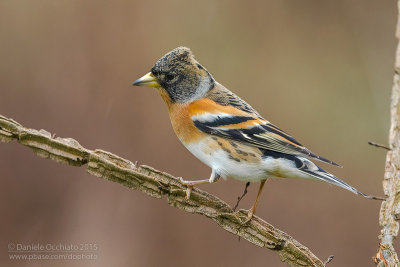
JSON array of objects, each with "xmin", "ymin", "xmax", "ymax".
[
  {"xmin": 0, "ymin": 114, "xmax": 324, "ymax": 266},
  {"xmin": 375, "ymin": 1, "xmax": 400, "ymax": 265}
]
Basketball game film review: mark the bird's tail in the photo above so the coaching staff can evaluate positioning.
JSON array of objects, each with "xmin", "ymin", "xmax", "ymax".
[{"xmin": 297, "ymin": 160, "xmax": 383, "ymax": 200}]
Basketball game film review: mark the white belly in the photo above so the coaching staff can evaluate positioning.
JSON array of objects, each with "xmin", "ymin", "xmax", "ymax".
[
  {"xmin": 185, "ymin": 138, "xmax": 267, "ymax": 181},
  {"xmin": 184, "ymin": 137, "xmax": 310, "ymax": 182}
]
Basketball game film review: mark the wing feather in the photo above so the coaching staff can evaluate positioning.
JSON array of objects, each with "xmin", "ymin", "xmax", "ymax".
[
  {"xmin": 191, "ymin": 108, "xmax": 340, "ymax": 167},
  {"xmin": 192, "ymin": 84, "xmax": 340, "ymax": 166}
]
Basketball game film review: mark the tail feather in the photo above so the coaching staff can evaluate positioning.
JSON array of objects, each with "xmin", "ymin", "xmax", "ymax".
[{"xmin": 297, "ymin": 159, "xmax": 384, "ymax": 200}]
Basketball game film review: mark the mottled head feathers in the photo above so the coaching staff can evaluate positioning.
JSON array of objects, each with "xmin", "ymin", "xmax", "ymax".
[{"xmin": 151, "ymin": 47, "xmax": 214, "ymax": 103}]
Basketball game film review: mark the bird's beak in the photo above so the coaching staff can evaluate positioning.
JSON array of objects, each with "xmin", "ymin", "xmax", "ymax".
[{"xmin": 132, "ymin": 72, "xmax": 161, "ymax": 87}]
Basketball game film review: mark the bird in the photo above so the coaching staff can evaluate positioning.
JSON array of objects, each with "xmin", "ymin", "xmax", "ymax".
[{"xmin": 133, "ymin": 46, "xmax": 381, "ymax": 222}]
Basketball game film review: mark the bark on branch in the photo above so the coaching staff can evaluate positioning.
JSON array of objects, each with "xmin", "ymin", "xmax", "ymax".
[
  {"xmin": 375, "ymin": 1, "xmax": 400, "ymax": 265},
  {"xmin": 0, "ymin": 114, "xmax": 324, "ymax": 266}
]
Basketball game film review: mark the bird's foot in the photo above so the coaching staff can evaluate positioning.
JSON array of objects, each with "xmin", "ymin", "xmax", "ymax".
[
  {"xmin": 241, "ymin": 209, "xmax": 254, "ymax": 225},
  {"xmin": 178, "ymin": 177, "xmax": 212, "ymax": 199},
  {"xmin": 178, "ymin": 177, "xmax": 194, "ymax": 199}
]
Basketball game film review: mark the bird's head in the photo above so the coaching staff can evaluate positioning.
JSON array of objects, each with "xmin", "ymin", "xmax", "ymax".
[{"xmin": 133, "ymin": 47, "xmax": 214, "ymax": 103}]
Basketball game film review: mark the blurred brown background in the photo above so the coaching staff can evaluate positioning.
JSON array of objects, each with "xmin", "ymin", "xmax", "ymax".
[{"xmin": 0, "ymin": 1, "xmax": 396, "ymax": 266}]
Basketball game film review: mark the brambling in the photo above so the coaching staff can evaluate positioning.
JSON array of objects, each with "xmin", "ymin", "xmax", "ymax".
[{"xmin": 133, "ymin": 47, "xmax": 380, "ymax": 222}]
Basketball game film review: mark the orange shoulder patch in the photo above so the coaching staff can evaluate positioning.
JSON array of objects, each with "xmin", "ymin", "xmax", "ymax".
[{"xmin": 188, "ymin": 98, "xmax": 252, "ymax": 117}]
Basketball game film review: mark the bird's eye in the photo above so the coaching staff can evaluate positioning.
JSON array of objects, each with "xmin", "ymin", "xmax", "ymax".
[{"xmin": 165, "ymin": 73, "xmax": 175, "ymax": 81}]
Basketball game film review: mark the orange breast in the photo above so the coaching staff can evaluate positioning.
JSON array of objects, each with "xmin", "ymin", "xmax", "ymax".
[{"xmin": 157, "ymin": 88, "xmax": 205, "ymax": 144}]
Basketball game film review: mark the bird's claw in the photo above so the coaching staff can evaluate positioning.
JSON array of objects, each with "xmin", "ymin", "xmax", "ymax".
[
  {"xmin": 241, "ymin": 210, "xmax": 254, "ymax": 226},
  {"xmin": 178, "ymin": 177, "xmax": 193, "ymax": 199},
  {"xmin": 185, "ymin": 186, "xmax": 193, "ymax": 199}
]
